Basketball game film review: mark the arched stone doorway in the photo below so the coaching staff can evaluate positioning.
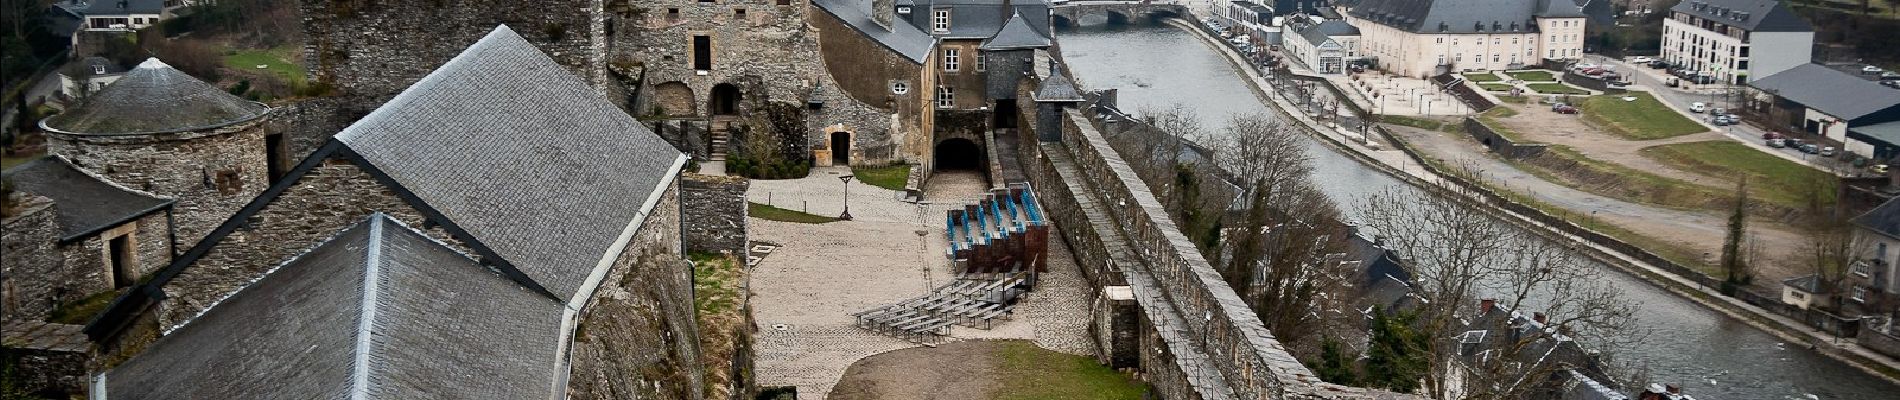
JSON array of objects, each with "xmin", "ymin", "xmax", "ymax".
[
  {"xmin": 653, "ymin": 81, "xmax": 695, "ymax": 117},
  {"xmin": 830, "ymin": 131, "xmax": 851, "ymax": 166},
  {"xmin": 934, "ymin": 138, "xmax": 984, "ymax": 171},
  {"xmin": 711, "ymin": 83, "xmax": 742, "ymax": 116}
]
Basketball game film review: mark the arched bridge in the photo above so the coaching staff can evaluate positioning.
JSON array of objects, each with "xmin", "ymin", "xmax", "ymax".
[{"xmin": 1050, "ymin": 1, "xmax": 1187, "ymax": 27}]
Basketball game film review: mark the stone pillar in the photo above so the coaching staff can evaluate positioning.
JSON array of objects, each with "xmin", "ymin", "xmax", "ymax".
[
  {"xmin": 872, "ymin": 0, "xmax": 896, "ymax": 30},
  {"xmin": 1093, "ymin": 285, "xmax": 1141, "ymax": 369},
  {"xmin": 679, "ymin": 173, "xmax": 750, "ymax": 256}
]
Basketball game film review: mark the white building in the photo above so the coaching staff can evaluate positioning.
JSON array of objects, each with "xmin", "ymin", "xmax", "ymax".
[
  {"xmin": 1746, "ymin": 64, "xmax": 1900, "ymax": 158},
  {"xmin": 58, "ymin": 57, "xmax": 126, "ymax": 100},
  {"xmin": 1344, "ymin": 0, "xmax": 1589, "ymax": 78},
  {"xmin": 54, "ymin": 0, "xmax": 183, "ymax": 32},
  {"xmin": 1659, "ymin": 0, "xmax": 1813, "ymax": 84},
  {"xmin": 1283, "ymin": 18, "xmax": 1361, "ymax": 74}
]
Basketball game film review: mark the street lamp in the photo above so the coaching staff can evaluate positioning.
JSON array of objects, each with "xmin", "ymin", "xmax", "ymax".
[{"xmin": 838, "ymin": 175, "xmax": 855, "ymax": 221}]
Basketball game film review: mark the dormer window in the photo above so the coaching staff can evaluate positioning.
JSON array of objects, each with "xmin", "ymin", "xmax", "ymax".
[
  {"xmin": 898, "ymin": 6, "xmax": 911, "ymax": 14},
  {"xmin": 933, "ymin": 9, "xmax": 951, "ymax": 32},
  {"xmin": 93, "ymin": 64, "xmax": 106, "ymax": 74}
]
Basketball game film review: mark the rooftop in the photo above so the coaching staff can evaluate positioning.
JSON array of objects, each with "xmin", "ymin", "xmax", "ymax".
[
  {"xmin": 42, "ymin": 58, "xmax": 270, "ymax": 135},
  {"xmin": 907, "ymin": 0, "xmax": 1053, "ymax": 40},
  {"xmin": 980, "ymin": 10, "xmax": 1052, "ymax": 51},
  {"xmin": 1348, "ymin": 0, "xmax": 1578, "ymax": 34},
  {"xmin": 812, "ymin": 0, "xmax": 935, "ymax": 63},
  {"xmin": 1854, "ymin": 197, "xmax": 1900, "ymax": 240},
  {"xmin": 1670, "ymin": 0, "xmax": 1812, "ymax": 32},
  {"xmin": 56, "ymin": 0, "xmax": 166, "ymax": 16},
  {"xmin": 2, "ymin": 157, "xmax": 172, "ymax": 242},
  {"xmin": 1751, "ymin": 63, "xmax": 1900, "ymax": 122},
  {"xmin": 102, "ymin": 215, "xmax": 567, "ymax": 399},
  {"xmin": 334, "ymin": 25, "xmax": 686, "ymax": 302}
]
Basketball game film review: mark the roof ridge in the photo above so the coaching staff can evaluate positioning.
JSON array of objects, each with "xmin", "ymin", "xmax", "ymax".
[
  {"xmin": 346, "ymin": 214, "xmax": 389, "ymax": 400},
  {"xmin": 336, "ymin": 25, "xmax": 521, "ymax": 143},
  {"xmin": 161, "ymin": 214, "xmax": 380, "ymax": 335}
]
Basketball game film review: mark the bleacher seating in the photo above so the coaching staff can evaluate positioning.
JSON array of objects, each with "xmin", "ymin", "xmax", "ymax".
[
  {"xmin": 944, "ymin": 183, "xmax": 1050, "ymax": 274},
  {"xmin": 851, "ymin": 271, "xmax": 1034, "ymax": 344}
]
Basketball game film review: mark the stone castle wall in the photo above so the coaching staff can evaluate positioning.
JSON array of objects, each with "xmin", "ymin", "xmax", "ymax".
[
  {"xmin": 679, "ymin": 173, "xmax": 749, "ymax": 256},
  {"xmin": 611, "ymin": 0, "xmax": 816, "ymax": 113},
  {"xmin": 300, "ymin": 0, "xmax": 602, "ymax": 107},
  {"xmin": 47, "ymin": 121, "xmax": 270, "ymax": 251},
  {"xmin": 266, "ymin": 97, "xmax": 358, "ymax": 162},
  {"xmin": 808, "ymin": 5, "xmax": 934, "ymax": 164},
  {"xmin": 568, "ymin": 180, "xmax": 706, "ymax": 400},
  {"xmin": 3, "ymin": 198, "xmax": 69, "ymax": 320}
]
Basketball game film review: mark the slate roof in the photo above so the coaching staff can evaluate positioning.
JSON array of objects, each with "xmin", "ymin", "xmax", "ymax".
[
  {"xmin": 1348, "ymin": 0, "xmax": 1559, "ymax": 34},
  {"xmin": 1034, "ymin": 66, "xmax": 1084, "ymax": 102},
  {"xmin": 56, "ymin": 0, "xmax": 166, "ymax": 15},
  {"xmin": 980, "ymin": 10, "xmax": 1051, "ymax": 51},
  {"xmin": 64, "ymin": 56, "xmax": 126, "ymax": 78},
  {"xmin": 102, "ymin": 215, "xmax": 567, "ymax": 399},
  {"xmin": 1751, "ymin": 64, "xmax": 1900, "ymax": 122},
  {"xmin": 1784, "ymin": 274, "xmax": 1823, "ymax": 293},
  {"xmin": 1534, "ymin": 0, "xmax": 1589, "ymax": 18},
  {"xmin": 42, "ymin": 58, "xmax": 269, "ymax": 135},
  {"xmin": 812, "ymin": 0, "xmax": 935, "ymax": 63},
  {"xmin": 334, "ymin": 25, "xmax": 686, "ymax": 302},
  {"xmin": 1849, "ymin": 121, "xmax": 1900, "ymax": 147},
  {"xmin": 2, "ymin": 157, "xmax": 171, "ymax": 242},
  {"xmin": 1855, "ymin": 197, "xmax": 1900, "ymax": 239},
  {"xmin": 907, "ymin": 0, "xmax": 1053, "ymax": 40},
  {"xmin": 1670, "ymin": 0, "xmax": 1812, "ymax": 32}
]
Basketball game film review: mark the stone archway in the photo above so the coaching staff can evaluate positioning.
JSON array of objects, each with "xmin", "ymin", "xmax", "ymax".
[
  {"xmin": 711, "ymin": 83, "xmax": 742, "ymax": 116},
  {"xmin": 1105, "ymin": 11, "xmax": 1131, "ymax": 25},
  {"xmin": 933, "ymin": 138, "xmax": 984, "ymax": 171},
  {"xmin": 653, "ymin": 81, "xmax": 695, "ymax": 117},
  {"xmin": 1052, "ymin": 14, "xmax": 1075, "ymax": 28}
]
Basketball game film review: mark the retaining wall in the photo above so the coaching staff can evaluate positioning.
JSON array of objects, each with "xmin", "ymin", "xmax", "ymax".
[{"xmin": 1462, "ymin": 117, "xmax": 1550, "ymax": 159}]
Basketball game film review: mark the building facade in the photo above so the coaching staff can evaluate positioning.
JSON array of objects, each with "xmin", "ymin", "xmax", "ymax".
[
  {"xmin": 1850, "ymin": 198, "xmax": 1900, "ymax": 310},
  {"xmin": 1745, "ymin": 64, "xmax": 1900, "ymax": 158},
  {"xmin": 1284, "ymin": 17, "xmax": 1361, "ymax": 74},
  {"xmin": 1659, "ymin": 0, "xmax": 1813, "ymax": 84},
  {"xmin": 1345, "ymin": 0, "xmax": 1588, "ymax": 78}
]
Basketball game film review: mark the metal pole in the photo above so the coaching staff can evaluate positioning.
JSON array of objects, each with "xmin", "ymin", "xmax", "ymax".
[{"xmin": 839, "ymin": 175, "xmax": 856, "ymax": 221}]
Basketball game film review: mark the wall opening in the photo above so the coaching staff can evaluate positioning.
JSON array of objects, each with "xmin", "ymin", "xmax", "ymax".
[
  {"xmin": 831, "ymin": 132, "xmax": 851, "ymax": 166},
  {"xmin": 711, "ymin": 83, "xmax": 742, "ymax": 116},
  {"xmin": 993, "ymin": 100, "xmax": 1019, "ymax": 129},
  {"xmin": 692, "ymin": 35, "xmax": 713, "ymax": 71},
  {"xmin": 265, "ymin": 133, "xmax": 287, "ymax": 183},
  {"xmin": 1052, "ymin": 14, "xmax": 1074, "ymax": 28},
  {"xmin": 653, "ymin": 81, "xmax": 697, "ymax": 116},
  {"xmin": 1106, "ymin": 11, "xmax": 1131, "ymax": 25},
  {"xmin": 934, "ymin": 138, "xmax": 984, "ymax": 171},
  {"xmin": 109, "ymin": 234, "xmax": 134, "ymax": 288}
]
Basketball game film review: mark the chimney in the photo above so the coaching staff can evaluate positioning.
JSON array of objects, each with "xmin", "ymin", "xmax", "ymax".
[
  {"xmin": 1666, "ymin": 384, "xmax": 1682, "ymax": 394},
  {"xmin": 1480, "ymin": 298, "xmax": 1497, "ymax": 314},
  {"xmin": 872, "ymin": 0, "xmax": 896, "ymax": 30}
]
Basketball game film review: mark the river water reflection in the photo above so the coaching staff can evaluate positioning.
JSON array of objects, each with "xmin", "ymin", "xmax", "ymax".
[{"xmin": 1053, "ymin": 23, "xmax": 1897, "ymax": 400}]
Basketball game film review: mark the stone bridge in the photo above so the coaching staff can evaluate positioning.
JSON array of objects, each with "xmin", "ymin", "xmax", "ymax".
[
  {"xmin": 1049, "ymin": 1, "xmax": 1187, "ymax": 27},
  {"xmin": 1002, "ymin": 69, "xmax": 1414, "ymax": 399}
]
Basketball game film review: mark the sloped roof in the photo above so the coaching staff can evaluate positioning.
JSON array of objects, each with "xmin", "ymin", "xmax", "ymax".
[
  {"xmin": 1751, "ymin": 64, "xmax": 1900, "ymax": 122},
  {"xmin": 907, "ymin": 0, "xmax": 1053, "ymax": 40},
  {"xmin": 1783, "ymin": 274, "xmax": 1822, "ymax": 293},
  {"xmin": 1349, "ymin": 0, "xmax": 1552, "ymax": 34},
  {"xmin": 812, "ymin": 0, "xmax": 935, "ymax": 63},
  {"xmin": 56, "ymin": 0, "xmax": 166, "ymax": 15},
  {"xmin": 334, "ymin": 25, "xmax": 686, "ymax": 302},
  {"xmin": 102, "ymin": 215, "xmax": 567, "ymax": 399},
  {"xmin": 1534, "ymin": 0, "xmax": 1588, "ymax": 18},
  {"xmin": 1855, "ymin": 197, "xmax": 1900, "ymax": 239},
  {"xmin": 1034, "ymin": 66, "xmax": 1083, "ymax": 102},
  {"xmin": 1670, "ymin": 0, "xmax": 1812, "ymax": 32},
  {"xmin": 980, "ymin": 10, "xmax": 1051, "ymax": 51},
  {"xmin": 3, "ymin": 157, "xmax": 171, "ymax": 241},
  {"xmin": 43, "ymin": 58, "xmax": 269, "ymax": 135}
]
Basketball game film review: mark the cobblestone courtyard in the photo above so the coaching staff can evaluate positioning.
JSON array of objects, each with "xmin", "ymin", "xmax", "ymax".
[{"xmin": 749, "ymin": 168, "xmax": 1095, "ymax": 399}]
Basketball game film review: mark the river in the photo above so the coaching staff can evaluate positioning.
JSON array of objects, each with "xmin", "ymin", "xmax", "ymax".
[{"xmin": 1052, "ymin": 23, "xmax": 1897, "ymax": 400}]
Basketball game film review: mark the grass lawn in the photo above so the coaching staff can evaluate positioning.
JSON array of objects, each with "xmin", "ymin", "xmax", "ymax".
[
  {"xmin": 995, "ymin": 340, "xmax": 1146, "ymax": 400},
  {"xmin": 1580, "ymin": 92, "xmax": 1707, "ymax": 140},
  {"xmin": 1462, "ymin": 72, "xmax": 1502, "ymax": 82},
  {"xmin": 1379, "ymin": 115, "xmax": 1446, "ymax": 131},
  {"xmin": 1498, "ymin": 95, "xmax": 1529, "ymax": 104},
  {"xmin": 1479, "ymin": 82, "xmax": 1514, "ymax": 92},
  {"xmin": 1506, "ymin": 70, "xmax": 1558, "ymax": 82},
  {"xmin": 1475, "ymin": 106, "xmax": 1529, "ymax": 141},
  {"xmin": 851, "ymin": 164, "xmax": 911, "ymax": 191},
  {"xmin": 224, "ymin": 46, "xmax": 305, "ymax": 85},
  {"xmin": 1640, "ymin": 141, "xmax": 1837, "ymax": 206},
  {"xmin": 748, "ymin": 202, "xmax": 839, "ymax": 223},
  {"xmin": 1525, "ymin": 82, "xmax": 1588, "ymax": 95}
]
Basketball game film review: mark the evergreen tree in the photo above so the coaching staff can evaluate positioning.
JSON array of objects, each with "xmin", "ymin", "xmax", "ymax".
[
  {"xmin": 1313, "ymin": 337, "xmax": 1360, "ymax": 386},
  {"xmin": 1719, "ymin": 178, "xmax": 1752, "ymax": 294},
  {"xmin": 1363, "ymin": 308, "xmax": 1426, "ymax": 393}
]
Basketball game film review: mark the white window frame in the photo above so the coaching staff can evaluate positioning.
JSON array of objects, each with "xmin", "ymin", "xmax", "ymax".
[
  {"xmin": 898, "ymin": 6, "xmax": 911, "ymax": 14},
  {"xmin": 976, "ymin": 52, "xmax": 987, "ymax": 72},
  {"xmin": 943, "ymin": 48, "xmax": 960, "ymax": 72},
  {"xmin": 933, "ymin": 9, "xmax": 951, "ymax": 32},
  {"xmin": 936, "ymin": 86, "xmax": 954, "ymax": 108},
  {"xmin": 891, "ymin": 81, "xmax": 909, "ymax": 95}
]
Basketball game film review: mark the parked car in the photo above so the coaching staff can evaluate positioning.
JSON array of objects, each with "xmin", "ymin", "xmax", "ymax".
[
  {"xmin": 1873, "ymin": 164, "xmax": 1890, "ymax": 174},
  {"xmin": 1692, "ymin": 75, "xmax": 1717, "ymax": 84},
  {"xmin": 1554, "ymin": 104, "xmax": 1579, "ymax": 114},
  {"xmin": 1689, "ymin": 102, "xmax": 1707, "ymax": 113},
  {"xmin": 1709, "ymin": 115, "xmax": 1738, "ymax": 126},
  {"xmin": 1821, "ymin": 146, "xmax": 1837, "ymax": 157},
  {"xmin": 1767, "ymin": 138, "xmax": 1786, "ymax": 148},
  {"xmin": 1710, "ymin": 107, "xmax": 1728, "ymax": 116},
  {"xmin": 1763, "ymin": 132, "xmax": 1783, "ymax": 140},
  {"xmin": 1627, "ymin": 56, "xmax": 1654, "ymax": 64},
  {"xmin": 1573, "ymin": 62, "xmax": 1599, "ymax": 71},
  {"xmin": 1649, "ymin": 60, "xmax": 1671, "ymax": 69},
  {"xmin": 1801, "ymin": 143, "xmax": 1821, "ymax": 154}
]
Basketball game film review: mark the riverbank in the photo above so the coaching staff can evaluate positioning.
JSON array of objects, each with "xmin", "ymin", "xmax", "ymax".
[{"xmin": 1164, "ymin": 18, "xmax": 1900, "ymax": 384}]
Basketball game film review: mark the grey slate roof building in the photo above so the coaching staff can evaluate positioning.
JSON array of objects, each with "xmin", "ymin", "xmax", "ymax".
[
  {"xmin": 905, "ymin": 0, "xmax": 1053, "ymax": 40},
  {"xmin": 979, "ymin": 10, "xmax": 1052, "ymax": 51},
  {"xmin": 54, "ymin": 0, "xmax": 166, "ymax": 16},
  {"xmin": 1348, "ymin": 0, "xmax": 1570, "ymax": 33},
  {"xmin": 1855, "ymin": 197, "xmax": 1900, "ymax": 240},
  {"xmin": 1296, "ymin": 19, "xmax": 1360, "ymax": 46},
  {"xmin": 1033, "ymin": 65, "xmax": 1083, "ymax": 103},
  {"xmin": 1751, "ymin": 64, "xmax": 1900, "ymax": 122},
  {"xmin": 1670, "ymin": 0, "xmax": 1813, "ymax": 32},
  {"xmin": 42, "ymin": 58, "xmax": 269, "ymax": 135},
  {"xmin": 334, "ymin": 25, "xmax": 688, "ymax": 302},
  {"xmin": 101, "ymin": 214, "xmax": 568, "ymax": 399},
  {"xmin": 812, "ymin": 0, "xmax": 936, "ymax": 63},
  {"xmin": 2, "ymin": 157, "xmax": 171, "ymax": 242}
]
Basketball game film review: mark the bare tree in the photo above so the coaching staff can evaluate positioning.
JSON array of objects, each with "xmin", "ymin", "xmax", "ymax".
[
  {"xmin": 1136, "ymin": 103, "xmax": 1206, "ymax": 177},
  {"xmin": 1357, "ymin": 162, "xmax": 1640, "ymax": 399},
  {"xmin": 1227, "ymin": 169, "xmax": 1354, "ymax": 355},
  {"xmin": 1210, "ymin": 113, "xmax": 1311, "ymax": 203},
  {"xmin": 1805, "ymin": 211, "xmax": 1871, "ymax": 311}
]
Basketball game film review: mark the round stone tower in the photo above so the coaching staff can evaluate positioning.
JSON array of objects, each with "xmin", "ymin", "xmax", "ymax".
[{"xmin": 39, "ymin": 58, "xmax": 273, "ymax": 248}]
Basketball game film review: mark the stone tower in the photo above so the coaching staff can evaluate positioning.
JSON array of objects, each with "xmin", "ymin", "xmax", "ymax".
[{"xmin": 39, "ymin": 58, "xmax": 273, "ymax": 250}]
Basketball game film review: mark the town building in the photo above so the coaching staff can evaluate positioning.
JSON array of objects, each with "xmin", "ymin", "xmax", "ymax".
[
  {"xmin": 2, "ymin": 157, "xmax": 173, "ymax": 322},
  {"xmin": 1745, "ymin": 63, "xmax": 1900, "ymax": 159},
  {"xmin": 1659, "ymin": 0, "xmax": 1813, "ymax": 84},
  {"xmin": 52, "ymin": 0, "xmax": 179, "ymax": 32},
  {"xmin": 1344, "ymin": 0, "xmax": 1589, "ymax": 78},
  {"xmin": 1223, "ymin": 0, "xmax": 1281, "ymax": 45},
  {"xmin": 1850, "ymin": 197, "xmax": 1900, "ymax": 309},
  {"xmin": 1283, "ymin": 17, "xmax": 1362, "ymax": 74},
  {"xmin": 57, "ymin": 57, "xmax": 124, "ymax": 101},
  {"xmin": 84, "ymin": 27, "xmax": 706, "ymax": 398}
]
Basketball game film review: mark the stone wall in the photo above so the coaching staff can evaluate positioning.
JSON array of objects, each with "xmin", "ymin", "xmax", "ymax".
[
  {"xmin": 301, "ymin": 0, "xmax": 604, "ymax": 109},
  {"xmin": 47, "ymin": 120, "xmax": 271, "ymax": 251},
  {"xmin": 58, "ymin": 211, "xmax": 172, "ymax": 296},
  {"xmin": 152, "ymin": 157, "xmax": 470, "ymax": 336},
  {"xmin": 265, "ymin": 97, "xmax": 358, "ymax": 162},
  {"xmin": 1, "ymin": 322, "xmax": 90, "ymax": 397},
  {"xmin": 1462, "ymin": 117, "xmax": 1550, "ymax": 159},
  {"xmin": 568, "ymin": 181, "xmax": 706, "ymax": 400},
  {"xmin": 680, "ymin": 173, "xmax": 749, "ymax": 256},
  {"xmin": 3, "ymin": 198, "xmax": 68, "ymax": 320},
  {"xmin": 809, "ymin": 5, "xmax": 934, "ymax": 165}
]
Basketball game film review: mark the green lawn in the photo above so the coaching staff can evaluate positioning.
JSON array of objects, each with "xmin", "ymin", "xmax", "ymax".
[
  {"xmin": 1580, "ymin": 92, "xmax": 1708, "ymax": 140},
  {"xmin": 1525, "ymin": 82, "xmax": 1588, "ymax": 95},
  {"xmin": 1378, "ymin": 115, "xmax": 1447, "ymax": 131},
  {"xmin": 851, "ymin": 164, "xmax": 911, "ymax": 191},
  {"xmin": 1506, "ymin": 70, "xmax": 1558, "ymax": 82},
  {"xmin": 1462, "ymin": 72, "xmax": 1503, "ymax": 82},
  {"xmin": 748, "ymin": 202, "xmax": 839, "ymax": 223},
  {"xmin": 995, "ymin": 340, "xmax": 1146, "ymax": 400},
  {"xmin": 1479, "ymin": 82, "xmax": 1514, "ymax": 92},
  {"xmin": 1475, "ymin": 106, "xmax": 1528, "ymax": 141},
  {"xmin": 1498, "ymin": 95, "xmax": 1530, "ymax": 104},
  {"xmin": 1640, "ymin": 140, "xmax": 1837, "ymax": 207},
  {"xmin": 223, "ymin": 46, "xmax": 305, "ymax": 85}
]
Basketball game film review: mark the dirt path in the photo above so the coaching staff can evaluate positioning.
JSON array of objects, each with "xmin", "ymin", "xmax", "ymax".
[
  {"xmin": 1385, "ymin": 124, "xmax": 1812, "ymax": 289},
  {"xmin": 828, "ymin": 341, "xmax": 1002, "ymax": 400},
  {"xmin": 1488, "ymin": 102, "xmax": 1728, "ymax": 186}
]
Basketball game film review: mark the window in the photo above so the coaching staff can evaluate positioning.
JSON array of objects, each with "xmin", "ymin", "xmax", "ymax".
[
  {"xmin": 898, "ymin": 6, "xmax": 911, "ymax": 14},
  {"xmin": 943, "ymin": 48, "xmax": 959, "ymax": 72},
  {"xmin": 778, "ymin": 0, "xmax": 791, "ymax": 5},
  {"xmin": 92, "ymin": 64, "xmax": 105, "ymax": 74},
  {"xmin": 1436, "ymin": 37, "xmax": 1443, "ymax": 44},
  {"xmin": 1493, "ymin": 38, "xmax": 1500, "ymax": 45},
  {"xmin": 933, "ymin": 9, "xmax": 951, "ymax": 32},
  {"xmin": 936, "ymin": 86, "xmax": 954, "ymax": 108},
  {"xmin": 1512, "ymin": 37, "xmax": 1519, "ymax": 45},
  {"xmin": 976, "ymin": 52, "xmax": 987, "ymax": 72},
  {"xmin": 1853, "ymin": 287, "xmax": 1868, "ymax": 302},
  {"xmin": 692, "ymin": 35, "xmax": 712, "ymax": 70},
  {"xmin": 1792, "ymin": 291, "xmax": 1807, "ymax": 300},
  {"xmin": 735, "ymin": 8, "xmax": 746, "ymax": 20},
  {"xmin": 1880, "ymin": 242, "xmax": 1889, "ymax": 260},
  {"xmin": 668, "ymin": 8, "xmax": 680, "ymax": 20},
  {"xmin": 1493, "ymin": 55, "xmax": 1500, "ymax": 62},
  {"xmin": 891, "ymin": 81, "xmax": 909, "ymax": 95},
  {"xmin": 1549, "ymin": 49, "xmax": 1555, "ymax": 58}
]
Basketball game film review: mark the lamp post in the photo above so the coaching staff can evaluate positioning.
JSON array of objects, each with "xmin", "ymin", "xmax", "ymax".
[{"xmin": 838, "ymin": 175, "xmax": 855, "ymax": 221}]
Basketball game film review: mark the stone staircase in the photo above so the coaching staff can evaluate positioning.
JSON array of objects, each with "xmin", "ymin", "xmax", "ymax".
[
  {"xmin": 709, "ymin": 116, "xmax": 737, "ymax": 161},
  {"xmin": 944, "ymin": 183, "xmax": 1049, "ymax": 274}
]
